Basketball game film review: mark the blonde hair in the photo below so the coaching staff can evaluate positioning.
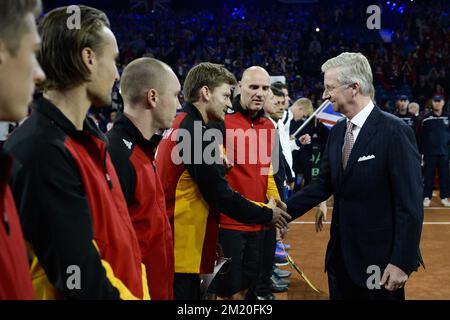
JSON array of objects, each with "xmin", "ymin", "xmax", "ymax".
[
  {"xmin": 408, "ymin": 102, "xmax": 420, "ymax": 114},
  {"xmin": 292, "ymin": 97, "xmax": 314, "ymax": 116}
]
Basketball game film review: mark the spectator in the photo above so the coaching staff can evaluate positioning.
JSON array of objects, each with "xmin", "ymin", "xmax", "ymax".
[
  {"xmin": 408, "ymin": 102, "xmax": 421, "ymax": 117},
  {"xmin": 419, "ymin": 95, "xmax": 450, "ymax": 207}
]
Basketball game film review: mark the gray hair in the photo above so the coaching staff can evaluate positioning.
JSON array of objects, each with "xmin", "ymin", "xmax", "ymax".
[{"xmin": 321, "ymin": 52, "xmax": 373, "ymax": 97}]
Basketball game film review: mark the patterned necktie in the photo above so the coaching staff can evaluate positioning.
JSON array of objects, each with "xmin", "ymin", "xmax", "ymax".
[{"xmin": 342, "ymin": 121, "xmax": 355, "ymax": 170}]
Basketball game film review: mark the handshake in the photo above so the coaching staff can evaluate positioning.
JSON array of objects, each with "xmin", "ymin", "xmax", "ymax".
[{"xmin": 268, "ymin": 197, "xmax": 291, "ymax": 236}]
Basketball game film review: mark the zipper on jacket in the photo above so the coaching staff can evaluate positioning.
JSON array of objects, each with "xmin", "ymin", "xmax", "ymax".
[
  {"xmin": 103, "ymin": 147, "xmax": 113, "ymax": 189},
  {"xmin": 2, "ymin": 211, "xmax": 10, "ymax": 235},
  {"xmin": 105, "ymin": 173, "xmax": 112, "ymax": 189},
  {"xmin": 249, "ymin": 115, "xmax": 255, "ymax": 129}
]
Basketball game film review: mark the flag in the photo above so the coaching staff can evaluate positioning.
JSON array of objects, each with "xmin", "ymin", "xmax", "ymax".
[{"xmin": 316, "ymin": 101, "xmax": 344, "ymax": 129}]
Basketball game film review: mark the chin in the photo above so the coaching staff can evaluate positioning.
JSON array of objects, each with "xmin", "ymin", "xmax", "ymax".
[
  {"xmin": 163, "ymin": 120, "xmax": 174, "ymax": 129},
  {"xmin": 1, "ymin": 105, "xmax": 28, "ymax": 122},
  {"xmin": 214, "ymin": 114, "xmax": 225, "ymax": 122},
  {"xmin": 91, "ymin": 94, "xmax": 112, "ymax": 108},
  {"xmin": 249, "ymin": 105, "xmax": 262, "ymax": 112}
]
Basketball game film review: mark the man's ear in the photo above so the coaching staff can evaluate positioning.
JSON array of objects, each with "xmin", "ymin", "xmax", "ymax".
[
  {"xmin": 147, "ymin": 88, "xmax": 157, "ymax": 109},
  {"xmin": 351, "ymin": 82, "xmax": 359, "ymax": 97},
  {"xmin": 200, "ymin": 85, "xmax": 210, "ymax": 102},
  {"xmin": 81, "ymin": 47, "xmax": 96, "ymax": 73}
]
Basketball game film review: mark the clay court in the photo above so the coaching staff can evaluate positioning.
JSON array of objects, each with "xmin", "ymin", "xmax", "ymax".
[{"xmin": 277, "ymin": 193, "xmax": 450, "ymax": 300}]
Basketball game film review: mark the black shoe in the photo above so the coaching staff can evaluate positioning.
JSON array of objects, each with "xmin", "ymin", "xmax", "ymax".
[
  {"xmin": 271, "ymin": 275, "xmax": 290, "ymax": 286},
  {"xmin": 270, "ymin": 283, "xmax": 289, "ymax": 293},
  {"xmin": 257, "ymin": 293, "xmax": 276, "ymax": 300},
  {"xmin": 273, "ymin": 266, "xmax": 292, "ymax": 278}
]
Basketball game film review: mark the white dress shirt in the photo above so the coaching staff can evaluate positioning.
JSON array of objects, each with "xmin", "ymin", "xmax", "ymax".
[{"xmin": 346, "ymin": 100, "xmax": 375, "ymax": 143}]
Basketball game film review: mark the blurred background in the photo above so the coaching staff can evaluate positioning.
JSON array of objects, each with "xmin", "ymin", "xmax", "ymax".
[{"xmin": 40, "ymin": 0, "xmax": 449, "ymax": 114}]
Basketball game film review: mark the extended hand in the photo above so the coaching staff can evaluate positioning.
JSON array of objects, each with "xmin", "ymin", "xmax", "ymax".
[
  {"xmin": 269, "ymin": 197, "xmax": 291, "ymax": 229},
  {"xmin": 275, "ymin": 199, "xmax": 287, "ymax": 212},
  {"xmin": 380, "ymin": 264, "xmax": 409, "ymax": 291}
]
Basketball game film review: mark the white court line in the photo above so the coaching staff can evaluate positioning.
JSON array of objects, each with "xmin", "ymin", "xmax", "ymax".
[{"xmin": 291, "ymin": 222, "xmax": 450, "ymax": 225}]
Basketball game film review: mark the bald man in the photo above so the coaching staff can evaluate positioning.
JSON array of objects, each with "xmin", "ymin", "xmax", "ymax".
[
  {"xmin": 107, "ymin": 57, "xmax": 181, "ymax": 299},
  {"xmin": 210, "ymin": 66, "xmax": 282, "ymax": 300}
]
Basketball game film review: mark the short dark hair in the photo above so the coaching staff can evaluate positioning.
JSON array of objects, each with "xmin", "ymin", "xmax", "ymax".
[
  {"xmin": 183, "ymin": 62, "xmax": 237, "ymax": 103},
  {"xmin": 271, "ymin": 86, "xmax": 285, "ymax": 98},
  {"xmin": 271, "ymin": 81, "xmax": 288, "ymax": 91},
  {"xmin": 38, "ymin": 5, "xmax": 110, "ymax": 91},
  {"xmin": 0, "ymin": 0, "xmax": 42, "ymax": 55}
]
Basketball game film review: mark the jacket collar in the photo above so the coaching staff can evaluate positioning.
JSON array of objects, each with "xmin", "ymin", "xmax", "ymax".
[
  {"xmin": 0, "ymin": 143, "xmax": 12, "ymax": 193},
  {"xmin": 429, "ymin": 110, "xmax": 449, "ymax": 118},
  {"xmin": 113, "ymin": 112, "xmax": 160, "ymax": 158},
  {"xmin": 182, "ymin": 102, "xmax": 208, "ymax": 126},
  {"xmin": 34, "ymin": 96, "xmax": 105, "ymax": 142}
]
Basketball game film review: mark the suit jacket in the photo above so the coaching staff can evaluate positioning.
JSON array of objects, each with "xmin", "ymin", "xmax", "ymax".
[{"xmin": 287, "ymin": 106, "xmax": 424, "ymax": 287}]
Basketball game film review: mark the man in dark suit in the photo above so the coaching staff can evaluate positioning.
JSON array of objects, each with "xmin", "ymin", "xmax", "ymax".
[{"xmin": 286, "ymin": 52, "xmax": 423, "ymax": 300}]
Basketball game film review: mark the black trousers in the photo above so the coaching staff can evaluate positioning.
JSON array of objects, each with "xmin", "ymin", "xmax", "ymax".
[
  {"xmin": 423, "ymin": 155, "xmax": 450, "ymax": 199},
  {"xmin": 254, "ymin": 227, "xmax": 277, "ymax": 297},
  {"xmin": 210, "ymin": 229, "xmax": 264, "ymax": 297},
  {"xmin": 174, "ymin": 273, "xmax": 200, "ymax": 300},
  {"xmin": 327, "ymin": 242, "xmax": 405, "ymax": 300}
]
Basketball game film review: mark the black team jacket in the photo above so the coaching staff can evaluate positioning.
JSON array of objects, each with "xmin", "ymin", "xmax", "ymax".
[
  {"xmin": 5, "ymin": 97, "xmax": 149, "ymax": 300},
  {"xmin": 107, "ymin": 112, "xmax": 174, "ymax": 300}
]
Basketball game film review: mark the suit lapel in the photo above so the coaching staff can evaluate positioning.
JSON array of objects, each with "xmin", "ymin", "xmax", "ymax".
[{"xmin": 342, "ymin": 106, "xmax": 381, "ymax": 180}]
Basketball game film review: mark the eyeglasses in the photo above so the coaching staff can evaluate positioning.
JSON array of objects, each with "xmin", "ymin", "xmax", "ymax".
[{"xmin": 323, "ymin": 83, "xmax": 351, "ymax": 96}]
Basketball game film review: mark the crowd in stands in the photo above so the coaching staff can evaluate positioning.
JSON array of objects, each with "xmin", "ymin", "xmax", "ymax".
[{"xmin": 98, "ymin": 0, "xmax": 449, "ymax": 116}]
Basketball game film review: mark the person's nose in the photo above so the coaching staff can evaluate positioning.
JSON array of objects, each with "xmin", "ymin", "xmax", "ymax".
[
  {"xmin": 34, "ymin": 60, "xmax": 46, "ymax": 85},
  {"xmin": 256, "ymin": 88, "xmax": 265, "ymax": 98}
]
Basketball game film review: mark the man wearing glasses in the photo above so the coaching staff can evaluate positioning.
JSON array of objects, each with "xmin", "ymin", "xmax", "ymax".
[{"xmin": 286, "ymin": 52, "xmax": 423, "ymax": 300}]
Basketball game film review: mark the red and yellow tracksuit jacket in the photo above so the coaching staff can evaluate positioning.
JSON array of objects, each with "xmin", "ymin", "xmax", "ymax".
[{"xmin": 156, "ymin": 102, "xmax": 274, "ymax": 274}]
